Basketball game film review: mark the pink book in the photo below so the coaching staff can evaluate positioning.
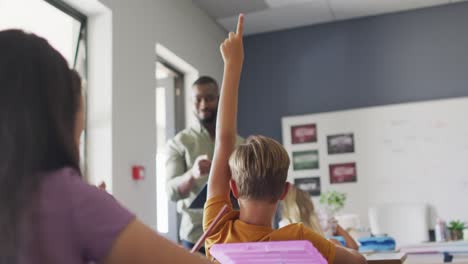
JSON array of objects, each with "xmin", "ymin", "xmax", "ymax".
[{"xmin": 210, "ymin": 240, "xmax": 328, "ymax": 264}]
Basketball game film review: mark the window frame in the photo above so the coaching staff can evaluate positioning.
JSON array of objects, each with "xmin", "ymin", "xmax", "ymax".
[
  {"xmin": 43, "ymin": 0, "xmax": 87, "ymax": 68},
  {"xmin": 43, "ymin": 0, "xmax": 89, "ymax": 176}
]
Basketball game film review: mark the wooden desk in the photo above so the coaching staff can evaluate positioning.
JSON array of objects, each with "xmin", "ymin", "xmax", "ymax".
[{"xmin": 365, "ymin": 252, "xmax": 407, "ymax": 264}]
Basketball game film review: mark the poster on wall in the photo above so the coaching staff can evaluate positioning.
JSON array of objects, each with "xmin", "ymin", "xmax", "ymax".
[
  {"xmin": 292, "ymin": 150, "xmax": 319, "ymax": 170},
  {"xmin": 295, "ymin": 177, "xmax": 321, "ymax": 196},
  {"xmin": 327, "ymin": 133, "xmax": 355, "ymax": 154},
  {"xmin": 291, "ymin": 123, "xmax": 317, "ymax": 144},
  {"xmin": 329, "ymin": 162, "xmax": 357, "ymax": 184}
]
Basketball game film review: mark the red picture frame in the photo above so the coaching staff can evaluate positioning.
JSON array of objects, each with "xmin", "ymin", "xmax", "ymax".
[
  {"xmin": 329, "ymin": 162, "xmax": 357, "ymax": 184},
  {"xmin": 291, "ymin": 124, "xmax": 317, "ymax": 144}
]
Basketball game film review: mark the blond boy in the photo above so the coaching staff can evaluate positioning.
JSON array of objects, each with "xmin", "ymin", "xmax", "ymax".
[{"xmin": 203, "ymin": 14, "xmax": 366, "ymax": 264}]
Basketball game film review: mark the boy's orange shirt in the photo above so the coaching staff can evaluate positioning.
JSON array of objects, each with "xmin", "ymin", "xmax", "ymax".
[{"xmin": 203, "ymin": 195, "xmax": 336, "ymax": 263}]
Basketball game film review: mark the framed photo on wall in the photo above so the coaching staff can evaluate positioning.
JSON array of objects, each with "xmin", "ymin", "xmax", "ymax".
[
  {"xmin": 292, "ymin": 150, "xmax": 319, "ymax": 170},
  {"xmin": 327, "ymin": 133, "xmax": 355, "ymax": 154},
  {"xmin": 295, "ymin": 177, "xmax": 321, "ymax": 196},
  {"xmin": 329, "ymin": 162, "xmax": 357, "ymax": 184},
  {"xmin": 291, "ymin": 123, "xmax": 317, "ymax": 144}
]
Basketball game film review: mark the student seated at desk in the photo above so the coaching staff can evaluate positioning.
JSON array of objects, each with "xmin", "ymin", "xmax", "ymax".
[
  {"xmin": 203, "ymin": 14, "xmax": 366, "ymax": 264},
  {"xmin": 280, "ymin": 185, "xmax": 359, "ymax": 250},
  {"xmin": 0, "ymin": 29, "xmax": 209, "ymax": 264}
]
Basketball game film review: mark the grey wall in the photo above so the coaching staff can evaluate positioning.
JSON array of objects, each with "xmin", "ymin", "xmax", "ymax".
[
  {"xmin": 94, "ymin": 0, "xmax": 226, "ymax": 228},
  {"xmin": 239, "ymin": 3, "xmax": 468, "ymax": 141}
]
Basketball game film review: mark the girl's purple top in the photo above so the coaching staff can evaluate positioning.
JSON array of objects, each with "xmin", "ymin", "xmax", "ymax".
[{"xmin": 20, "ymin": 167, "xmax": 135, "ymax": 263}]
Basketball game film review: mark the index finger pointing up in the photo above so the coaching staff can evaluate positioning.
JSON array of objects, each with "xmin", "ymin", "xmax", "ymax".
[{"xmin": 236, "ymin": 13, "xmax": 244, "ymax": 36}]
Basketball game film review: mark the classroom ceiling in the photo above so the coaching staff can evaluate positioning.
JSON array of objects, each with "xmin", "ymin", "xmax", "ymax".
[{"xmin": 192, "ymin": 0, "xmax": 467, "ymax": 35}]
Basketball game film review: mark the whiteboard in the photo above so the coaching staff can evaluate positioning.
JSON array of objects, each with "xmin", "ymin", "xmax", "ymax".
[{"xmin": 282, "ymin": 97, "xmax": 468, "ymax": 227}]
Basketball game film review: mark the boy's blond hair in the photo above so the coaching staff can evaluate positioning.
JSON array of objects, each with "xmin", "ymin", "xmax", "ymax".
[{"xmin": 229, "ymin": 135, "xmax": 290, "ymax": 202}]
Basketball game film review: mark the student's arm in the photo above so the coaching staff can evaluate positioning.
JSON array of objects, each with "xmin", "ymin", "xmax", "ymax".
[
  {"xmin": 303, "ymin": 226, "xmax": 366, "ymax": 264},
  {"xmin": 104, "ymin": 219, "xmax": 210, "ymax": 264},
  {"xmin": 66, "ymin": 168, "xmax": 208, "ymax": 264},
  {"xmin": 335, "ymin": 224, "xmax": 359, "ymax": 250},
  {"xmin": 207, "ymin": 14, "xmax": 244, "ymax": 200},
  {"xmin": 333, "ymin": 246, "xmax": 367, "ymax": 264}
]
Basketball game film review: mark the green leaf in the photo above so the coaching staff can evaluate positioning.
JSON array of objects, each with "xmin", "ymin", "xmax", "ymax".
[
  {"xmin": 448, "ymin": 220, "xmax": 466, "ymax": 230},
  {"xmin": 319, "ymin": 190, "xmax": 347, "ymax": 214}
]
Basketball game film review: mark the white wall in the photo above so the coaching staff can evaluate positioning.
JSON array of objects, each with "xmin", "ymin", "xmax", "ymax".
[
  {"xmin": 62, "ymin": 0, "xmax": 113, "ymax": 194},
  {"xmin": 282, "ymin": 97, "xmax": 468, "ymax": 229},
  {"xmin": 90, "ymin": 0, "xmax": 226, "ymax": 228}
]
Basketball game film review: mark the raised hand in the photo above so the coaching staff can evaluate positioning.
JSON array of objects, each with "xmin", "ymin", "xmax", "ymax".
[
  {"xmin": 220, "ymin": 14, "xmax": 244, "ymax": 70},
  {"xmin": 207, "ymin": 14, "xmax": 245, "ymax": 200}
]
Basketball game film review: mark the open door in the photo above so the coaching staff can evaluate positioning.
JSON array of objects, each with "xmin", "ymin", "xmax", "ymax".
[{"xmin": 155, "ymin": 62, "xmax": 185, "ymax": 242}]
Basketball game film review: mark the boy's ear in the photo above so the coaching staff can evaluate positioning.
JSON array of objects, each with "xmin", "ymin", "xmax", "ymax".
[
  {"xmin": 279, "ymin": 182, "xmax": 290, "ymax": 200},
  {"xmin": 229, "ymin": 179, "xmax": 239, "ymax": 199}
]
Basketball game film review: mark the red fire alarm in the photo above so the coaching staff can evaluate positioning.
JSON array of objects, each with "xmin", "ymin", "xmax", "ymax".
[{"xmin": 132, "ymin": 165, "xmax": 145, "ymax": 180}]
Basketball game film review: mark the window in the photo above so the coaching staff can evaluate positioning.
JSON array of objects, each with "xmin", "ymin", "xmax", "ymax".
[
  {"xmin": 0, "ymin": 0, "xmax": 86, "ymax": 67},
  {"xmin": 0, "ymin": 0, "xmax": 88, "ymax": 173}
]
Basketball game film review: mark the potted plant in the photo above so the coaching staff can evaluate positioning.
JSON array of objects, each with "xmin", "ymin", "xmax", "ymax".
[
  {"xmin": 319, "ymin": 190, "xmax": 347, "ymax": 236},
  {"xmin": 319, "ymin": 190, "xmax": 347, "ymax": 216},
  {"xmin": 448, "ymin": 220, "xmax": 466, "ymax": 241}
]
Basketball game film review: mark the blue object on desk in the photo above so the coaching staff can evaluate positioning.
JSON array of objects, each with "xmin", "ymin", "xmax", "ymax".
[
  {"xmin": 329, "ymin": 236, "xmax": 346, "ymax": 247},
  {"xmin": 358, "ymin": 236, "xmax": 396, "ymax": 252}
]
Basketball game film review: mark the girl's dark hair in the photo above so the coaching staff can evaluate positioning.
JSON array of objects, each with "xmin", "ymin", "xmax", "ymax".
[
  {"xmin": 71, "ymin": 69, "xmax": 83, "ymax": 104},
  {"xmin": 0, "ymin": 29, "xmax": 81, "ymax": 262}
]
